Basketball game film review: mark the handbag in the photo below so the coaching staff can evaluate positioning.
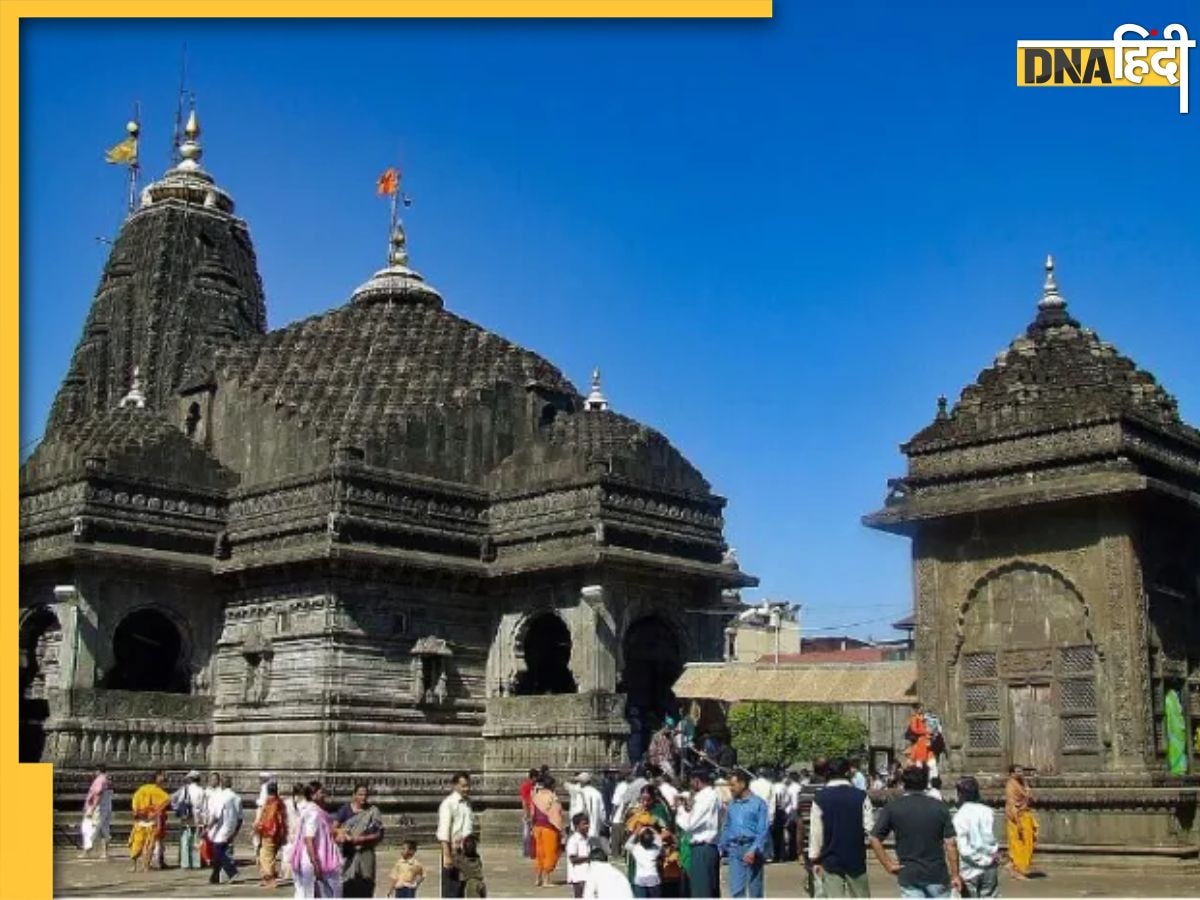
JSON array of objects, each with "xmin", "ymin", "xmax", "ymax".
[{"xmin": 199, "ymin": 835, "xmax": 213, "ymax": 866}]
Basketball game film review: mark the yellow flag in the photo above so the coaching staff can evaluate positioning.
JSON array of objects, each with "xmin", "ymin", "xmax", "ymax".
[{"xmin": 105, "ymin": 136, "xmax": 138, "ymax": 166}]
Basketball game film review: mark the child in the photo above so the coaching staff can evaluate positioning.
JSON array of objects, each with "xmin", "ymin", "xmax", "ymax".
[
  {"xmin": 624, "ymin": 825, "xmax": 663, "ymax": 898},
  {"xmin": 455, "ymin": 835, "xmax": 487, "ymax": 898},
  {"xmin": 567, "ymin": 813, "xmax": 598, "ymax": 898},
  {"xmin": 390, "ymin": 840, "xmax": 426, "ymax": 898}
]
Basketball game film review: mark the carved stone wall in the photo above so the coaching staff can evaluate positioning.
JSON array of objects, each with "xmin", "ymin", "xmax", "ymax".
[{"xmin": 914, "ymin": 503, "xmax": 1156, "ymax": 776}]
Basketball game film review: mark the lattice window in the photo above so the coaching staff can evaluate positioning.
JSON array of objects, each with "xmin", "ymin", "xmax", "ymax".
[
  {"xmin": 1062, "ymin": 716, "xmax": 1099, "ymax": 749},
  {"xmin": 964, "ymin": 683, "xmax": 999, "ymax": 714},
  {"xmin": 1060, "ymin": 645, "xmax": 1095, "ymax": 674},
  {"xmin": 962, "ymin": 652, "xmax": 997, "ymax": 680},
  {"xmin": 1061, "ymin": 678, "xmax": 1097, "ymax": 713},
  {"xmin": 968, "ymin": 718, "xmax": 1001, "ymax": 750}
]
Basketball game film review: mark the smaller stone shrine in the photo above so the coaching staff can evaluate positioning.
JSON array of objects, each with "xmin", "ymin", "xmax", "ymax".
[{"xmin": 866, "ymin": 257, "xmax": 1200, "ymax": 863}]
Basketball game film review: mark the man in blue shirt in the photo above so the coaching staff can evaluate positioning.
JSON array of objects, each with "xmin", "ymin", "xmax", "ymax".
[{"xmin": 718, "ymin": 769, "xmax": 770, "ymax": 898}]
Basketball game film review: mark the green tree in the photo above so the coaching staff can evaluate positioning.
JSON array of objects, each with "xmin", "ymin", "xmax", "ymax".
[{"xmin": 727, "ymin": 702, "xmax": 868, "ymax": 770}]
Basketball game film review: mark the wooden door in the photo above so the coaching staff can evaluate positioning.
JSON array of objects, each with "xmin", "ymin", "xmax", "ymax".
[{"xmin": 1009, "ymin": 684, "xmax": 1058, "ymax": 774}]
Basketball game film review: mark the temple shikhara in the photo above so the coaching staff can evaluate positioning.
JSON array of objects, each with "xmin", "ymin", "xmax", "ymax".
[
  {"xmin": 866, "ymin": 256, "xmax": 1200, "ymax": 857},
  {"xmin": 18, "ymin": 112, "xmax": 754, "ymax": 822}
]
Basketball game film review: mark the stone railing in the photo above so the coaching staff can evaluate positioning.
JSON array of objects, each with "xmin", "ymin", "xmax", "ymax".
[
  {"xmin": 42, "ymin": 688, "xmax": 213, "ymax": 768},
  {"xmin": 483, "ymin": 691, "xmax": 629, "ymax": 772}
]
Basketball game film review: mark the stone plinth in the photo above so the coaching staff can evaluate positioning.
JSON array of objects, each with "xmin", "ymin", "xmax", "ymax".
[{"xmin": 483, "ymin": 691, "xmax": 629, "ymax": 775}]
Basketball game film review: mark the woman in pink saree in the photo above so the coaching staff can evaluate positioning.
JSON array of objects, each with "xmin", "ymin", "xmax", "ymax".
[{"xmin": 80, "ymin": 765, "xmax": 113, "ymax": 859}]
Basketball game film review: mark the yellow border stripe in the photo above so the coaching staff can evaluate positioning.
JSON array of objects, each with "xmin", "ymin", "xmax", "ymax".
[{"xmin": 11, "ymin": 1, "xmax": 773, "ymax": 18}]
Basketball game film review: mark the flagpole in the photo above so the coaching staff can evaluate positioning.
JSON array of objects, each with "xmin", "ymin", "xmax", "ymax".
[
  {"xmin": 127, "ymin": 101, "xmax": 141, "ymax": 215},
  {"xmin": 389, "ymin": 180, "xmax": 399, "ymax": 263}
]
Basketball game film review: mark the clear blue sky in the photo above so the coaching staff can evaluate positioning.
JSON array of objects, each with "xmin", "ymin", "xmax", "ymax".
[{"xmin": 19, "ymin": 5, "xmax": 1200, "ymax": 639}]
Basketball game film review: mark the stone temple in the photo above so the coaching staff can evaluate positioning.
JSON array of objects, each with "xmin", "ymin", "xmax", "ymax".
[
  {"xmin": 866, "ymin": 257, "xmax": 1200, "ymax": 861},
  {"xmin": 18, "ymin": 113, "xmax": 755, "ymax": 825}
]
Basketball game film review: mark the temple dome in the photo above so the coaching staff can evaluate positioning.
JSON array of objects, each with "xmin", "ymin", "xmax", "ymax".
[{"xmin": 906, "ymin": 257, "xmax": 1197, "ymax": 453}]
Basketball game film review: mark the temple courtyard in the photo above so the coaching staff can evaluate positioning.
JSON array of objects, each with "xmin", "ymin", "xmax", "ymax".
[{"xmin": 54, "ymin": 845, "xmax": 1199, "ymax": 898}]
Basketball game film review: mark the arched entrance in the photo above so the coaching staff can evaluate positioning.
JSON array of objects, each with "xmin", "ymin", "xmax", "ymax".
[
  {"xmin": 622, "ymin": 616, "xmax": 683, "ymax": 762},
  {"xmin": 513, "ymin": 613, "xmax": 577, "ymax": 695},
  {"xmin": 19, "ymin": 607, "xmax": 62, "ymax": 762},
  {"xmin": 102, "ymin": 608, "xmax": 190, "ymax": 694}
]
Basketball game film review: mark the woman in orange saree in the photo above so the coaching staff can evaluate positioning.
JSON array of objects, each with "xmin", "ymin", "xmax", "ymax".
[
  {"xmin": 1005, "ymin": 765, "xmax": 1037, "ymax": 878},
  {"xmin": 531, "ymin": 776, "xmax": 565, "ymax": 888}
]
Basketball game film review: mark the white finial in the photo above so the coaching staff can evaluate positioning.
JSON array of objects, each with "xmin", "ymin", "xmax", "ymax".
[
  {"xmin": 118, "ymin": 366, "xmax": 146, "ymax": 409},
  {"xmin": 585, "ymin": 367, "xmax": 609, "ymax": 412},
  {"xmin": 176, "ymin": 105, "xmax": 203, "ymax": 173},
  {"xmin": 1038, "ymin": 253, "xmax": 1066, "ymax": 309}
]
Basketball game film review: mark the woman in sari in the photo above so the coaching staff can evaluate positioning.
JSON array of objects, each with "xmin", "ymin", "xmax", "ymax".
[
  {"xmin": 128, "ymin": 770, "xmax": 171, "ymax": 872},
  {"xmin": 80, "ymin": 765, "xmax": 113, "ymax": 860},
  {"xmin": 335, "ymin": 782, "xmax": 385, "ymax": 898},
  {"xmin": 292, "ymin": 781, "xmax": 343, "ymax": 899},
  {"xmin": 1005, "ymin": 765, "xmax": 1037, "ymax": 879},
  {"xmin": 531, "ymin": 775, "xmax": 566, "ymax": 888},
  {"xmin": 1166, "ymin": 689, "xmax": 1189, "ymax": 775},
  {"xmin": 624, "ymin": 786, "xmax": 670, "ymax": 884}
]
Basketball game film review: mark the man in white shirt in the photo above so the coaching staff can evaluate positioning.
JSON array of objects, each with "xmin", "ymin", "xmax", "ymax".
[
  {"xmin": 674, "ymin": 766, "xmax": 720, "ymax": 898},
  {"xmin": 657, "ymin": 773, "xmax": 679, "ymax": 808},
  {"xmin": 768, "ymin": 772, "xmax": 788, "ymax": 862},
  {"xmin": 174, "ymin": 770, "xmax": 207, "ymax": 869},
  {"xmin": 568, "ymin": 773, "xmax": 607, "ymax": 848},
  {"xmin": 953, "ymin": 776, "xmax": 999, "ymax": 898},
  {"xmin": 437, "ymin": 771, "xmax": 474, "ymax": 897},
  {"xmin": 808, "ymin": 757, "xmax": 875, "ymax": 898},
  {"xmin": 783, "ymin": 772, "xmax": 802, "ymax": 862},
  {"xmin": 204, "ymin": 773, "xmax": 243, "ymax": 885},
  {"xmin": 581, "ymin": 847, "xmax": 633, "ymax": 899}
]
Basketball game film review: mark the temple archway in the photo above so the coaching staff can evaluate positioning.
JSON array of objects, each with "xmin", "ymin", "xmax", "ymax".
[
  {"xmin": 512, "ymin": 612, "xmax": 577, "ymax": 695},
  {"xmin": 622, "ymin": 615, "xmax": 683, "ymax": 759},
  {"xmin": 19, "ymin": 606, "xmax": 62, "ymax": 762},
  {"xmin": 102, "ymin": 608, "xmax": 190, "ymax": 694}
]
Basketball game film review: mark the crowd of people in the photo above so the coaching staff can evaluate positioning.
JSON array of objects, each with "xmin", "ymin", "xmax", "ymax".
[
  {"xmin": 508, "ymin": 755, "xmax": 1037, "ymax": 899},
  {"xmin": 72, "ymin": 705, "xmax": 1039, "ymax": 899},
  {"xmin": 78, "ymin": 766, "xmax": 413, "ymax": 898}
]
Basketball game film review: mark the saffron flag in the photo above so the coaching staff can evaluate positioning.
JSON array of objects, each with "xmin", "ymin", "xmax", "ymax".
[
  {"xmin": 105, "ymin": 136, "xmax": 138, "ymax": 166},
  {"xmin": 377, "ymin": 167, "xmax": 399, "ymax": 196}
]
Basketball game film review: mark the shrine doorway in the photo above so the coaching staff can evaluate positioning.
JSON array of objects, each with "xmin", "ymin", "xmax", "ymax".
[
  {"xmin": 622, "ymin": 616, "xmax": 683, "ymax": 761},
  {"xmin": 513, "ymin": 612, "xmax": 577, "ymax": 695},
  {"xmin": 1008, "ymin": 683, "xmax": 1058, "ymax": 774},
  {"xmin": 19, "ymin": 606, "xmax": 62, "ymax": 762},
  {"xmin": 102, "ymin": 608, "xmax": 190, "ymax": 694}
]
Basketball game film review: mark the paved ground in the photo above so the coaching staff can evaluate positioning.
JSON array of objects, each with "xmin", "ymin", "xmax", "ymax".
[{"xmin": 55, "ymin": 844, "xmax": 1200, "ymax": 898}]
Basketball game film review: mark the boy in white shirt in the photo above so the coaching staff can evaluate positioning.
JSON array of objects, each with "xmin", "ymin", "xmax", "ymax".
[
  {"xmin": 566, "ymin": 813, "xmax": 598, "ymax": 898},
  {"xmin": 624, "ymin": 824, "xmax": 663, "ymax": 897}
]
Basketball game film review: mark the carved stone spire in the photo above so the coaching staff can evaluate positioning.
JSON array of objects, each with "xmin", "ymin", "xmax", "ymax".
[{"xmin": 584, "ymin": 367, "xmax": 609, "ymax": 412}]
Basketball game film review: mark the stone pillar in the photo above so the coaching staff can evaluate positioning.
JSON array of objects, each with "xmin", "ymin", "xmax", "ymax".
[
  {"xmin": 51, "ymin": 583, "xmax": 97, "ymax": 690},
  {"xmin": 583, "ymin": 584, "xmax": 621, "ymax": 693}
]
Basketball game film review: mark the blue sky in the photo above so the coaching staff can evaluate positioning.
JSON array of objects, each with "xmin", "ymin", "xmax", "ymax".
[{"xmin": 19, "ymin": 5, "xmax": 1199, "ymax": 638}]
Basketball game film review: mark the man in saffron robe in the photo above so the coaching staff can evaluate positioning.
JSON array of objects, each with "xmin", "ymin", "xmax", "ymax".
[
  {"xmin": 531, "ymin": 775, "xmax": 566, "ymax": 888},
  {"xmin": 1004, "ymin": 765, "xmax": 1037, "ymax": 879},
  {"xmin": 129, "ymin": 769, "xmax": 170, "ymax": 872}
]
